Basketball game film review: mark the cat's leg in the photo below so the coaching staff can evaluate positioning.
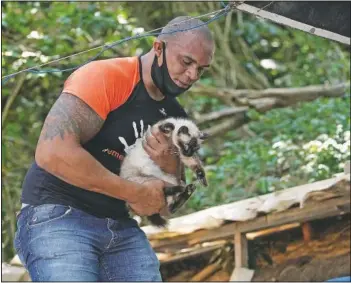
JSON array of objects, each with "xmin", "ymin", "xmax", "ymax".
[
  {"xmin": 168, "ymin": 184, "xmax": 197, "ymax": 214},
  {"xmin": 181, "ymin": 155, "xmax": 208, "ymax": 187}
]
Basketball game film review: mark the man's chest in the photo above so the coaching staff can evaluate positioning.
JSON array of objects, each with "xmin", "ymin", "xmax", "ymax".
[
  {"xmin": 83, "ymin": 85, "xmax": 186, "ymax": 174},
  {"xmin": 96, "ymin": 102, "xmax": 173, "ymax": 158}
]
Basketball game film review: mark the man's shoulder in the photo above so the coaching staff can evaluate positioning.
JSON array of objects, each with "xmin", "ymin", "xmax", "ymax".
[
  {"xmin": 83, "ymin": 56, "xmax": 139, "ymax": 75},
  {"xmin": 62, "ymin": 56, "xmax": 141, "ymax": 119},
  {"xmin": 93, "ymin": 56, "xmax": 139, "ymax": 66},
  {"xmin": 65, "ymin": 56, "xmax": 141, "ymax": 91}
]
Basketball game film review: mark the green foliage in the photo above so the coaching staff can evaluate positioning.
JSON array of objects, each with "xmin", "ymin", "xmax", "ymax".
[
  {"xmin": 178, "ymin": 96, "xmax": 350, "ymax": 216},
  {"xmin": 1, "ymin": 1, "xmax": 350, "ymax": 261},
  {"xmin": 238, "ymin": 17, "xmax": 350, "ymax": 87}
]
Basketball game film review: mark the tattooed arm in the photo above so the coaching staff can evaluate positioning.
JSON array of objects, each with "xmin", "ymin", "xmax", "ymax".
[{"xmin": 35, "ymin": 92, "xmax": 165, "ymax": 210}]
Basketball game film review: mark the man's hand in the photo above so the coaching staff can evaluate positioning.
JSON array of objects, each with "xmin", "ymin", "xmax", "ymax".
[
  {"xmin": 143, "ymin": 128, "xmax": 179, "ymax": 175},
  {"xmin": 128, "ymin": 180, "xmax": 167, "ymax": 216}
]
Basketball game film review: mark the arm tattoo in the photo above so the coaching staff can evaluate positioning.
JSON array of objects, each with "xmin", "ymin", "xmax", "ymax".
[{"xmin": 40, "ymin": 92, "xmax": 104, "ymax": 144}]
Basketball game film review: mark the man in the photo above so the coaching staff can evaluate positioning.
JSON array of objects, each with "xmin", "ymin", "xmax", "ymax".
[{"xmin": 14, "ymin": 16, "xmax": 215, "ymax": 281}]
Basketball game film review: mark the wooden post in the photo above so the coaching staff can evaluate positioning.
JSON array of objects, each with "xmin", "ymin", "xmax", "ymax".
[
  {"xmin": 302, "ymin": 222, "xmax": 314, "ymax": 242},
  {"xmin": 234, "ymin": 231, "xmax": 248, "ymax": 268},
  {"xmin": 229, "ymin": 231, "xmax": 254, "ymax": 282},
  {"xmin": 231, "ymin": 232, "xmax": 254, "ymax": 281}
]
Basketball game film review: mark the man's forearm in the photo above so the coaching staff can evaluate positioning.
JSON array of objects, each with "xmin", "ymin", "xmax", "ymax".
[
  {"xmin": 33, "ymin": 91, "xmax": 141, "ymax": 202},
  {"xmin": 36, "ymin": 144, "xmax": 139, "ymax": 202}
]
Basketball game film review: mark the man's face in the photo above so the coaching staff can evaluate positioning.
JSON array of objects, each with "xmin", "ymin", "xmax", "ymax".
[{"xmin": 154, "ymin": 33, "xmax": 214, "ymax": 89}]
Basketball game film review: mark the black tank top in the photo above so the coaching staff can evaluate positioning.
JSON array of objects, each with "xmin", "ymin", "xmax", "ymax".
[{"xmin": 21, "ymin": 56, "xmax": 188, "ymax": 219}]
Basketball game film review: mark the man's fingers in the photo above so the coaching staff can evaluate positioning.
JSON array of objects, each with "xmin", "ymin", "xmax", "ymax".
[
  {"xmin": 143, "ymin": 140, "xmax": 158, "ymax": 156},
  {"xmin": 145, "ymin": 134, "xmax": 160, "ymax": 150},
  {"xmin": 152, "ymin": 128, "xmax": 169, "ymax": 144},
  {"xmin": 146, "ymin": 130, "xmax": 170, "ymax": 155}
]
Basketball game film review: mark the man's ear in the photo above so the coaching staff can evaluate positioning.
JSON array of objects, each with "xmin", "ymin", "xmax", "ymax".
[
  {"xmin": 159, "ymin": 122, "xmax": 175, "ymax": 135},
  {"xmin": 153, "ymin": 40, "xmax": 163, "ymax": 58}
]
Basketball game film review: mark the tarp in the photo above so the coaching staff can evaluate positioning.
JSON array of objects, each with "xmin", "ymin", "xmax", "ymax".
[
  {"xmin": 141, "ymin": 172, "xmax": 350, "ymax": 237},
  {"xmin": 234, "ymin": 1, "xmax": 350, "ymax": 45}
]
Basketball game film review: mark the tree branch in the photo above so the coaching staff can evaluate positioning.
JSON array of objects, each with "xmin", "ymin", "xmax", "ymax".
[
  {"xmin": 190, "ymin": 82, "xmax": 350, "ymax": 106},
  {"xmin": 2, "ymin": 73, "xmax": 26, "ymax": 126},
  {"xmin": 232, "ymin": 82, "xmax": 349, "ymax": 100},
  {"xmin": 203, "ymin": 115, "xmax": 247, "ymax": 137},
  {"xmin": 196, "ymin": 106, "xmax": 248, "ymax": 125},
  {"xmin": 193, "ymin": 82, "xmax": 350, "ymax": 138}
]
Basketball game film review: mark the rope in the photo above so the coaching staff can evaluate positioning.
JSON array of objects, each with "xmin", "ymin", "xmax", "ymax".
[{"xmin": 2, "ymin": 4, "xmax": 232, "ymax": 85}]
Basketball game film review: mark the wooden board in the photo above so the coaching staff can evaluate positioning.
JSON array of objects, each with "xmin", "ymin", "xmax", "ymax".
[
  {"xmin": 161, "ymin": 243, "xmax": 225, "ymax": 264},
  {"xmin": 143, "ymin": 174, "xmax": 350, "ymax": 238},
  {"xmin": 155, "ymin": 195, "xmax": 350, "ymax": 251},
  {"xmin": 236, "ymin": 196, "xmax": 350, "ymax": 233}
]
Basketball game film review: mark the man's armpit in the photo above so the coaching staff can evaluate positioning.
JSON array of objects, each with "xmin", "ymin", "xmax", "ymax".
[{"xmin": 40, "ymin": 92, "xmax": 104, "ymax": 144}]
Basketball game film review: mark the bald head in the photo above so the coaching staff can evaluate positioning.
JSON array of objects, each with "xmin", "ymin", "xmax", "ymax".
[
  {"xmin": 146, "ymin": 15, "xmax": 215, "ymax": 95},
  {"xmin": 158, "ymin": 16, "xmax": 214, "ymax": 44}
]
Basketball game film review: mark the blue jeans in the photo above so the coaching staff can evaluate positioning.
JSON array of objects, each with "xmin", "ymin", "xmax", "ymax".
[{"xmin": 14, "ymin": 204, "xmax": 162, "ymax": 281}]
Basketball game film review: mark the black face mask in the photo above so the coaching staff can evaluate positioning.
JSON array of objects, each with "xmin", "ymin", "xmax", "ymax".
[{"xmin": 151, "ymin": 42, "xmax": 190, "ymax": 98}]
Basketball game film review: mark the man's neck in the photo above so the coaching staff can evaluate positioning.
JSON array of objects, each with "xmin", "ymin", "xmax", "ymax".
[{"xmin": 140, "ymin": 53, "xmax": 165, "ymax": 101}]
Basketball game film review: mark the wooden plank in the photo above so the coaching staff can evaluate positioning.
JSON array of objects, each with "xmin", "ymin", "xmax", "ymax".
[
  {"xmin": 206, "ymin": 270, "xmax": 231, "ymax": 281},
  {"xmin": 144, "ymin": 175, "xmax": 349, "ymax": 242},
  {"xmin": 246, "ymin": 223, "xmax": 300, "ymax": 240},
  {"xmin": 151, "ymin": 229, "xmax": 211, "ymax": 249},
  {"xmin": 154, "ymin": 196, "xmax": 350, "ymax": 252},
  {"xmin": 187, "ymin": 223, "xmax": 237, "ymax": 246},
  {"xmin": 167, "ymin": 270, "xmax": 197, "ymax": 282},
  {"xmin": 234, "ymin": 232, "xmax": 248, "ymax": 268},
  {"xmin": 156, "ymin": 196, "xmax": 350, "ymax": 251},
  {"xmin": 160, "ymin": 243, "xmax": 225, "ymax": 264},
  {"xmin": 151, "ymin": 227, "xmax": 231, "ymax": 250},
  {"xmin": 190, "ymin": 260, "xmax": 222, "ymax": 281},
  {"xmin": 236, "ymin": 197, "xmax": 350, "ymax": 233}
]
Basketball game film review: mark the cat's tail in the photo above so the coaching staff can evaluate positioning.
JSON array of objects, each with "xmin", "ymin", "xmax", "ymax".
[{"xmin": 147, "ymin": 214, "xmax": 168, "ymax": 227}]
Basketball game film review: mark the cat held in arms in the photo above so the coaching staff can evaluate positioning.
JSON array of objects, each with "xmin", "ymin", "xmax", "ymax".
[{"xmin": 119, "ymin": 117, "xmax": 209, "ymax": 227}]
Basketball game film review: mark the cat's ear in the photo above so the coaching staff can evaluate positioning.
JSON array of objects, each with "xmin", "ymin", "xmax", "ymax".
[
  {"xmin": 199, "ymin": 131, "xmax": 209, "ymax": 140},
  {"xmin": 159, "ymin": 122, "xmax": 175, "ymax": 135}
]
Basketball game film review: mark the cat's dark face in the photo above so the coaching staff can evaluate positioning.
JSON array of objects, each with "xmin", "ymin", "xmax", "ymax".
[
  {"xmin": 158, "ymin": 118, "xmax": 208, "ymax": 157},
  {"xmin": 158, "ymin": 118, "xmax": 209, "ymax": 187},
  {"xmin": 176, "ymin": 125, "xmax": 207, "ymax": 157}
]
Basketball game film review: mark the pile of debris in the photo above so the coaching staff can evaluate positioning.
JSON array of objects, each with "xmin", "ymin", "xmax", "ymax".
[
  {"xmin": 155, "ymin": 215, "xmax": 350, "ymax": 281},
  {"xmin": 140, "ymin": 167, "xmax": 350, "ymax": 282}
]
